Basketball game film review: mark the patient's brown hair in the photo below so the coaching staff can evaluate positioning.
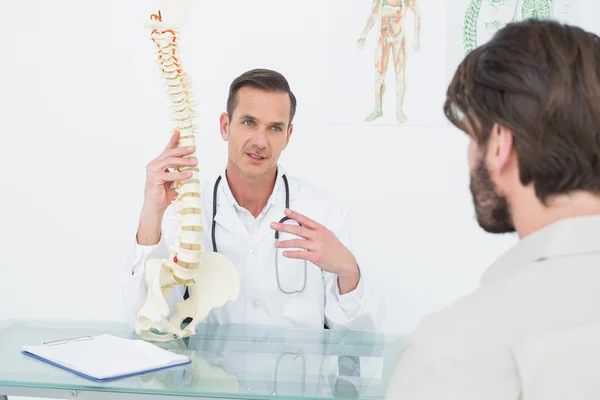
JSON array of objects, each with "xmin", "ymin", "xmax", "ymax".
[{"xmin": 444, "ymin": 19, "xmax": 600, "ymax": 204}]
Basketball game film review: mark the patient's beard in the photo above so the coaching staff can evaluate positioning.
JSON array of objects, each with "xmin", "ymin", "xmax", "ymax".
[{"xmin": 470, "ymin": 156, "xmax": 515, "ymax": 234}]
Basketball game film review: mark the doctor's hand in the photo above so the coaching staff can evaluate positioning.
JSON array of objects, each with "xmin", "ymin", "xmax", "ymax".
[
  {"xmin": 143, "ymin": 129, "xmax": 197, "ymax": 214},
  {"xmin": 271, "ymin": 209, "xmax": 360, "ymax": 294}
]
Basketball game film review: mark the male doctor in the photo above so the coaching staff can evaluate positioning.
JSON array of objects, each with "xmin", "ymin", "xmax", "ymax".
[{"xmin": 121, "ymin": 68, "xmax": 380, "ymax": 331}]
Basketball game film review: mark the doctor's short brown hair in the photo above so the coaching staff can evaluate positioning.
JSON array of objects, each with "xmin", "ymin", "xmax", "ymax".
[
  {"xmin": 443, "ymin": 19, "xmax": 600, "ymax": 204},
  {"xmin": 226, "ymin": 68, "xmax": 297, "ymax": 124}
]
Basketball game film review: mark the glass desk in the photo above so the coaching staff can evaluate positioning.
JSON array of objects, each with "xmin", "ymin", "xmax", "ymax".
[{"xmin": 0, "ymin": 319, "xmax": 406, "ymax": 400}]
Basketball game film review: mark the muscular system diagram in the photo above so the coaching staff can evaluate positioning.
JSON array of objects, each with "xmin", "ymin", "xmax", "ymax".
[
  {"xmin": 463, "ymin": 0, "xmax": 554, "ymax": 53},
  {"xmin": 357, "ymin": 0, "xmax": 421, "ymax": 124}
]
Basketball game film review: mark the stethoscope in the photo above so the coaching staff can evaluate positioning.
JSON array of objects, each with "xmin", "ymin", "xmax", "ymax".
[{"xmin": 211, "ymin": 173, "xmax": 308, "ymax": 294}]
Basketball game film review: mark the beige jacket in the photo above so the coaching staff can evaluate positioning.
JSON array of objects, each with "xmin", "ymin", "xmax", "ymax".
[{"xmin": 386, "ymin": 215, "xmax": 600, "ymax": 400}]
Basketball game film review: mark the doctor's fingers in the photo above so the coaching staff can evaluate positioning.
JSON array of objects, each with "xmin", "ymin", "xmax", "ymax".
[
  {"xmin": 163, "ymin": 129, "xmax": 180, "ymax": 149},
  {"xmin": 275, "ymin": 238, "xmax": 318, "ymax": 251},
  {"xmin": 158, "ymin": 145, "xmax": 196, "ymax": 161},
  {"xmin": 270, "ymin": 222, "xmax": 315, "ymax": 239},
  {"xmin": 284, "ymin": 209, "xmax": 323, "ymax": 230},
  {"xmin": 281, "ymin": 250, "xmax": 316, "ymax": 262},
  {"xmin": 156, "ymin": 170, "xmax": 193, "ymax": 183},
  {"xmin": 149, "ymin": 156, "xmax": 198, "ymax": 172}
]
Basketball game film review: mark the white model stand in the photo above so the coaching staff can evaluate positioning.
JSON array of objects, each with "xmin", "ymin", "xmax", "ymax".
[{"xmin": 135, "ymin": 0, "xmax": 240, "ymax": 342}]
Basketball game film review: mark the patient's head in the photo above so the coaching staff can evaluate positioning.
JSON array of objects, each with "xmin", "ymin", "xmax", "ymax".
[{"xmin": 444, "ymin": 19, "xmax": 600, "ymax": 236}]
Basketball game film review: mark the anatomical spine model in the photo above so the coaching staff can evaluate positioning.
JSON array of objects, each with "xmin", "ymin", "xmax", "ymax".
[{"xmin": 136, "ymin": 0, "xmax": 240, "ymax": 342}]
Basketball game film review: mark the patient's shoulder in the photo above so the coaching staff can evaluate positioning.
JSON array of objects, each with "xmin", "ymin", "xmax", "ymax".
[{"xmin": 408, "ymin": 283, "xmax": 518, "ymax": 362}]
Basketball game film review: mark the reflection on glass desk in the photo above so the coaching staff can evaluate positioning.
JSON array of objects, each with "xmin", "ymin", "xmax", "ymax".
[{"xmin": 0, "ymin": 319, "xmax": 406, "ymax": 400}]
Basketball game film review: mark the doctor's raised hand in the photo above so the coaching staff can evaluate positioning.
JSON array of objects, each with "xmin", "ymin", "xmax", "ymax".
[
  {"xmin": 271, "ymin": 209, "xmax": 360, "ymax": 294},
  {"xmin": 137, "ymin": 129, "xmax": 197, "ymax": 245}
]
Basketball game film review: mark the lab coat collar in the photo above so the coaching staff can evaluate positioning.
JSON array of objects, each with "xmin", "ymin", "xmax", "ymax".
[
  {"xmin": 481, "ymin": 214, "xmax": 600, "ymax": 285},
  {"xmin": 211, "ymin": 164, "xmax": 290, "ymax": 244},
  {"xmin": 220, "ymin": 165, "xmax": 285, "ymax": 211}
]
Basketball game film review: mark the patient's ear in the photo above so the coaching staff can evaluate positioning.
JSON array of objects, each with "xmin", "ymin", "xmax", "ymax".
[
  {"xmin": 219, "ymin": 113, "xmax": 230, "ymax": 141},
  {"xmin": 487, "ymin": 123, "xmax": 514, "ymax": 177}
]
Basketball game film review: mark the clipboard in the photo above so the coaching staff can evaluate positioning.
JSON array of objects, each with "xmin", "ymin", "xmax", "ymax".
[{"xmin": 21, "ymin": 333, "xmax": 191, "ymax": 382}]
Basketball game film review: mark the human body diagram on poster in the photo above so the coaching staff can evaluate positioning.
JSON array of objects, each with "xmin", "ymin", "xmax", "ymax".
[
  {"xmin": 462, "ymin": 0, "xmax": 554, "ymax": 54},
  {"xmin": 356, "ymin": 0, "xmax": 421, "ymax": 125}
]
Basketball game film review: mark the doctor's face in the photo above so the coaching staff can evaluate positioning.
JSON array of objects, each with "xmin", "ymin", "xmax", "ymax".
[
  {"xmin": 220, "ymin": 86, "xmax": 293, "ymax": 179},
  {"xmin": 468, "ymin": 137, "xmax": 515, "ymax": 234}
]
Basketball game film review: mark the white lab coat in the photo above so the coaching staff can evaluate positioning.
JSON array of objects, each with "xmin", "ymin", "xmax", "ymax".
[{"xmin": 120, "ymin": 165, "xmax": 382, "ymax": 331}]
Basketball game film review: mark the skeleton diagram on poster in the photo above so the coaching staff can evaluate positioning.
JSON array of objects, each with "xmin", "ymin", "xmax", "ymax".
[
  {"xmin": 356, "ymin": 0, "xmax": 421, "ymax": 124},
  {"xmin": 464, "ymin": 0, "xmax": 553, "ymax": 53},
  {"xmin": 446, "ymin": 0, "xmax": 580, "ymax": 82},
  {"xmin": 446, "ymin": 0, "xmax": 579, "ymax": 91}
]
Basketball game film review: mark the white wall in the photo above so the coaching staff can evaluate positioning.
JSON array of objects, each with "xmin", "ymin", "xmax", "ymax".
[{"xmin": 0, "ymin": 0, "xmax": 597, "ymax": 347}]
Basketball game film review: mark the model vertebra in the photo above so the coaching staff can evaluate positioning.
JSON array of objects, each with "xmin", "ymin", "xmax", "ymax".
[{"xmin": 136, "ymin": 0, "xmax": 240, "ymax": 342}]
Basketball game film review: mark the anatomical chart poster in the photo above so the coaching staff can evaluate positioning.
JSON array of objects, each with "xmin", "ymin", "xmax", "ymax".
[
  {"xmin": 327, "ymin": 0, "xmax": 449, "ymax": 127},
  {"xmin": 446, "ymin": 0, "xmax": 581, "ymax": 82}
]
